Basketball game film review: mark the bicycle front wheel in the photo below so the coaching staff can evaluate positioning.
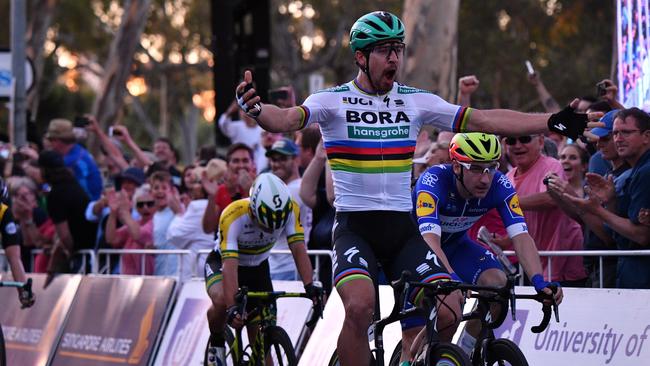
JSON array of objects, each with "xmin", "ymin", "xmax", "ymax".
[
  {"xmin": 485, "ymin": 339, "xmax": 528, "ymax": 366},
  {"xmin": 425, "ymin": 342, "xmax": 470, "ymax": 366},
  {"xmin": 203, "ymin": 327, "xmax": 237, "ymax": 366},
  {"xmin": 388, "ymin": 340, "xmax": 402, "ymax": 366},
  {"xmin": 264, "ymin": 326, "xmax": 297, "ymax": 366}
]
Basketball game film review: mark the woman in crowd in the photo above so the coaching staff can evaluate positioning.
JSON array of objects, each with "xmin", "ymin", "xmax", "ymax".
[
  {"xmin": 105, "ymin": 185, "xmax": 155, "ymax": 275},
  {"xmin": 8, "ymin": 176, "xmax": 55, "ymax": 272}
]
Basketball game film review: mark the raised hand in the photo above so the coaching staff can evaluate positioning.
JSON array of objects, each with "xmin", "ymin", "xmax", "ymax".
[
  {"xmin": 235, "ymin": 70, "xmax": 262, "ymax": 118},
  {"xmin": 458, "ymin": 75, "xmax": 480, "ymax": 96}
]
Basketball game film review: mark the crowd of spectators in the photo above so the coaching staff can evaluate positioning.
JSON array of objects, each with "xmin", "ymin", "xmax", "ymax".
[{"xmin": 1, "ymin": 75, "xmax": 648, "ymax": 290}]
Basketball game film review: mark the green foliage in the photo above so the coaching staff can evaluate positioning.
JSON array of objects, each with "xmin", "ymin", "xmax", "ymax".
[{"xmin": 457, "ymin": 0, "xmax": 614, "ymax": 110}]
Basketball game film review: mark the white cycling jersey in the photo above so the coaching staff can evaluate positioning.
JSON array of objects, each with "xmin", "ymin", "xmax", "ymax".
[{"xmin": 299, "ymin": 79, "xmax": 472, "ymax": 212}]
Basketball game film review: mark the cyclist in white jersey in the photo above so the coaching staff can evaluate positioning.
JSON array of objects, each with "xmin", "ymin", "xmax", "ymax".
[{"xmin": 236, "ymin": 11, "xmax": 602, "ymax": 366}]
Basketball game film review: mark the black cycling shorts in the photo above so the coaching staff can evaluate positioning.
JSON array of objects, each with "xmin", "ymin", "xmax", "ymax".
[
  {"xmin": 332, "ymin": 211, "xmax": 450, "ymax": 304},
  {"xmin": 204, "ymin": 250, "xmax": 275, "ymax": 316}
]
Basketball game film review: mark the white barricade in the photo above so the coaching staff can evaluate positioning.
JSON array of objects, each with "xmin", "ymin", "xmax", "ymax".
[{"xmin": 300, "ymin": 285, "xmax": 403, "ymax": 366}]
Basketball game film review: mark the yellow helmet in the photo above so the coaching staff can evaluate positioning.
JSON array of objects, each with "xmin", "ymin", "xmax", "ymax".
[{"xmin": 449, "ymin": 133, "xmax": 501, "ymax": 163}]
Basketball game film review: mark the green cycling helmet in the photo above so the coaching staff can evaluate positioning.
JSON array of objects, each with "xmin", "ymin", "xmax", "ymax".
[
  {"xmin": 449, "ymin": 133, "xmax": 502, "ymax": 163},
  {"xmin": 349, "ymin": 11, "xmax": 405, "ymax": 52}
]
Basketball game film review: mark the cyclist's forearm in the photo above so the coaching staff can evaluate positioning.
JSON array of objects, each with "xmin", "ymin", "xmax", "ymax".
[
  {"xmin": 289, "ymin": 242, "xmax": 314, "ymax": 285},
  {"xmin": 511, "ymin": 234, "xmax": 543, "ymax": 280},
  {"xmin": 5, "ymin": 245, "xmax": 27, "ymax": 283},
  {"xmin": 222, "ymin": 259, "xmax": 239, "ymax": 307},
  {"xmin": 422, "ymin": 233, "xmax": 455, "ymax": 275},
  {"xmin": 256, "ymin": 105, "xmax": 304, "ymax": 133}
]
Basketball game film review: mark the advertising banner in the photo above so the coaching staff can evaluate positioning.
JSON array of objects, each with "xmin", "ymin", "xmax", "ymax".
[
  {"xmin": 0, "ymin": 273, "xmax": 82, "ymax": 366},
  {"xmin": 493, "ymin": 287, "xmax": 650, "ymax": 366},
  {"xmin": 154, "ymin": 280, "xmax": 313, "ymax": 366},
  {"xmin": 51, "ymin": 276, "xmax": 175, "ymax": 366}
]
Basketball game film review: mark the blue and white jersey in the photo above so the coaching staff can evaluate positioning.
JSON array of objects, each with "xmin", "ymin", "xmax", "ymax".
[{"xmin": 412, "ymin": 164, "xmax": 528, "ymax": 243}]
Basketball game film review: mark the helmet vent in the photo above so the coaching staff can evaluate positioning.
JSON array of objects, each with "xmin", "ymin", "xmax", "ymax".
[{"xmin": 365, "ymin": 20, "xmax": 384, "ymax": 32}]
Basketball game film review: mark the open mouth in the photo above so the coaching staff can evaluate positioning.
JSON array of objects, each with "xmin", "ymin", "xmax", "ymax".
[{"xmin": 384, "ymin": 69, "xmax": 396, "ymax": 80}]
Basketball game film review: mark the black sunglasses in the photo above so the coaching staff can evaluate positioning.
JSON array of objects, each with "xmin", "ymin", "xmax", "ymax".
[
  {"xmin": 505, "ymin": 136, "xmax": 534, "ymax": 145},
  {"xmin": 136, "ymin": 201, "xmax": 156, "ymax": 208}
]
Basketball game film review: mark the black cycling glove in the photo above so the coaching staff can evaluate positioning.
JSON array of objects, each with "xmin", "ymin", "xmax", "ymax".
[
  {"xmin": 226, "ymin": 304, "xmax": 243, "ymax": 326},
  {"xmin": 236, "ymin": 83, "xmax": 262, "ymax": 118},
  {"xmin": 547, "ymin": 105, "xmax": 589, "ymax": 140},
  {"xmin": 304, "ymin": 282, "xmax": 323, "ymax": 303}
]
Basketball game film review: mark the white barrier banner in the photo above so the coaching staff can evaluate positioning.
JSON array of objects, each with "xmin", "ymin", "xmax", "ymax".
[
  {"xmin": 494, "ymin": 287, "xmax": 650, "ymax": 366},
  {"xmin": 155, "ymin": 280, "xmax": 311, "ymax": 366},
  {"xmin": 300, "ymin": 285, "xmax": 403, "ymax": 366}
]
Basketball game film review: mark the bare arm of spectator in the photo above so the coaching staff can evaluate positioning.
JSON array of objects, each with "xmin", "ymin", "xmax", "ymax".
[
  {"xmin": 201, "ymin": 170, "xmax": 221, "ymax": 234},
  {"xmin": 518, "ymin": 191, "xmax": 556, "ymax": 211},
  {"xmin": 105, "ymin": 194, "xmax": 129, "ymax": 246},
  {"xmin": 86, "ymin": 115, "xmax": 129, "ymax": 170},
  {"xmin": 325, "ymin": 163, "xmax": 334, "ymax": 207},
  {"xmin": 168, "ymin": 186, "xmax": 185, "ymax": 215},
  {"xmin": 217, "ymin": 100, "xmax": 241, "ymax": 138},
  {"xmin": 565, "ymin": 193, "xmax": 650, "ymax": 245},
  {"xmin": 457, "ymin": 75, "xmax": 479, "ymax": 107},
  {"xmin": 639, "ymin": 208, "xmax": 650, "ymax": 226},
  {"xmin": 527, "ymin": 72, "xmax": 561, "ymax": 113},
  {"xmin": 299, "ymin": 141, "xmax": 328, "ymax": 209},
  {"xmin": 112, "ymin": 125, "xmax": 153, "ymax": 167},
  {"xmin": 116, "ymin": 191, "xmax": 142, "ymax": 240}
]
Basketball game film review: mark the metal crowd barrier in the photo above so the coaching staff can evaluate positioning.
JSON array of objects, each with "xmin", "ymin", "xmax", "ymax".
[{"xmin": 2, "ymin": 248, "xmax": 650, "ymax": 288}]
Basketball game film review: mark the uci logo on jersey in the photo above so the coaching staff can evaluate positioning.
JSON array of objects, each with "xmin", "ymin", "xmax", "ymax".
[
  {"xmin": 342, "ymin": 97, "xmax": 373, "ymax": 106},
  {"xmin": 345, "ymin": 110, "xmax": 411, "ymax": 124},
  {"xmin": 506, "ymin": 193, "xmax": 524, "ymax": 218},
  {"xmin": 416, "ymin": 191, "xmax": 437, "ymax": 217}
]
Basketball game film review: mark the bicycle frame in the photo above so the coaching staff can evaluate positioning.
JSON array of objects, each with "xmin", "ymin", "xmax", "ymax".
[{"xmin": 228, "ymin": 287, "xmax": 321, "ymax": 366}]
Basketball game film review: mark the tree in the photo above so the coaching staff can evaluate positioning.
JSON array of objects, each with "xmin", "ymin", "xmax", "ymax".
[
  {"xmin": 92, "ymin": 0, "xmax": 151, "ymax": 128},
  {"xmin": 402, "ymin": 0, "xmax": 459, "ymax": 101}
]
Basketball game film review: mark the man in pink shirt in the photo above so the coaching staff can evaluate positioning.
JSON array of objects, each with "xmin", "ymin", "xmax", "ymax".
[{"xmin": 505, "ymin": 134, "xmax": 587, "ymax": 285}]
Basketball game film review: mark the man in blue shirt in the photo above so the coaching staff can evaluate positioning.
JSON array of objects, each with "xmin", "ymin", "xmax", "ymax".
[
  {"xmin": 45, "ymin": 118, "xmax": 102, "ymax": 200},
  {"xmin": 567, "ymin": 108, "xmax": 650, "ymax": 288}
]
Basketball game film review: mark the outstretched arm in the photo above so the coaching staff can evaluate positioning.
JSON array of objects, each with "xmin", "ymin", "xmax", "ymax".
[{"xmin": 235, "ymin": 71, "xmax": 305, "ymax": 133}]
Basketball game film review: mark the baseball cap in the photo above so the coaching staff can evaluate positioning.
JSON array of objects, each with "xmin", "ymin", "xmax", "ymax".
[
  {"xmin": 591, "ymin": 109, "xmax": 620, "ymax": 138},
  {"xmin": 117, "ymin": 167, "xmax": 145, "ymax": 186},
  {"xmin": 38, "ymin": 150, "xmax": 65, "ymax": 169},
  {"xmin": 45, "ymin": 119, "xmax": 76, "ymax": 140},
  {"xmin": 265, "ymin": 138, "xmax": 299, "ymax": 157}
]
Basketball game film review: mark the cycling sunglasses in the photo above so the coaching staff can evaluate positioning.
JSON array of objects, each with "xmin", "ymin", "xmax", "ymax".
[
  {"xmin": 505, "ymin": 136, "xmax": 536, "ymax": 145},
  {"xmin": 371, "ymin": 42, "xmax": 406, "ymax": 57},
  {"xmin": 136, "ymin": 201, "xmax": 156, "ymax": 209},
  {"xmin": 457, "ymin": 161, "xmax": 500, "ymax": 175}
]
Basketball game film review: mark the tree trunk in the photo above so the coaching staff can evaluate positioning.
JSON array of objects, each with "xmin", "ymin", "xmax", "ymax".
[
  {"xmin": 25, "ymin": 0, "xmax": 57, "ymax": 122},
  {"xmin": 91, "ymin": 0, "xmax": 151, "ymax": 128},
  {"xmin": 401, "ymin": 0, "xmax": 459, "ymax": 102}
]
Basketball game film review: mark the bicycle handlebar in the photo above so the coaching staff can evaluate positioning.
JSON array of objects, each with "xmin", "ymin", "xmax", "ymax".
[
  {"xmin": 1, "ymin": 278, "xmax": 34, "ymax": 309},
  {"xmin": 234, "ymin": 286, "xmax": 325, "ymax": 328}
]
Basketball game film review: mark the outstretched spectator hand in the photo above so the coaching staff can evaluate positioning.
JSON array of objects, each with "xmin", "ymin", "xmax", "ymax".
[
  {"xmin": 584, "ymin": 172, "xmax": 615, "ymax": 205},
  {"xmin": 18, "ymin": 145, "xmax": 39, "ymax": 161},
  {"xmin": 527, "ymin": 71, "xmax": 540, "ymax": 86},
  {"xmin": 201, "ymin": 170, "xmax": 219, "ymax": 197},
  {"xmin": 545, "ymin": 172, "xmax": 579, "ymax": 198},
  {"xmin": 236, "ymin": 169, "xmax": 255, "ymax": 194},
  {"xmin": 638, "ymin": 208, "xmax": 650, "ymax": 226},
  {"xmin": 168, "ymin": 186, "xmax": 184, "ymax": 215},
  {"xmin": 597, "ymin": 79, "xmax": 625, "ymax": 110},
  {"xmin": 457, "ymin": 75, "xmax": 479, "ymax": 107}
]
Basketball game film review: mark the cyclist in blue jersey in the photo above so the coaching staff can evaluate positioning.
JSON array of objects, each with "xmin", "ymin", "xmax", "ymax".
[
  {"xmin": 411, "ymin": 132, "xmax": 562, "ymax": 355},
  {"xmin": 237, "ymin": 11, "xmax": 591, "ymax": 366}
]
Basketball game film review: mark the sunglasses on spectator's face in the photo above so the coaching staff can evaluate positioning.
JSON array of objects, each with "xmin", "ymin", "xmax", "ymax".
[
  {"xmin": 136, "ymin": 201, "xmax": 155, "ymax": 209},
  {"xmin": 505, "ymin": 136, "xmax": 535, "ymax": 145}
]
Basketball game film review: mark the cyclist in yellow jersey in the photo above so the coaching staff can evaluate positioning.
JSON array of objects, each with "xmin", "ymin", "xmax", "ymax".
[
  {"xmin": 0, "ymin": 178, "xmax": 34, "ymax": 307},
  {"xmin": 236, "ymin": 11, "xmax": 602, "ymax": 366},
  {"xmin": 204, "ymin": 173, "xmax": 321, "ymax": 366}
]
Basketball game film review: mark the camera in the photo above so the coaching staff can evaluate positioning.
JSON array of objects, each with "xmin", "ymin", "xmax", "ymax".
[
  {"xmin": 74, "ymin": 116, "xmax": 90, "ymax": 128},
  {"xmin": 596, "ymin": 81, "xmax": 608, "ymax": 97},
  {"xmin": 543, "ymin": 177, "xmax": 550, "ymax": 185}
]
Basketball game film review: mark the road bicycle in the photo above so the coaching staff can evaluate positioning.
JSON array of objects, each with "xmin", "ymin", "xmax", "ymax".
[
  {"xmin": 389, "ymin": 231, "xmax": 560, "ymax": 366},
  {"xmin": 328, "ymin": 272, "xmax": 471, "ymax": 366},
  {"xmin": 204, "ymin": 286, "xmax": 323, "ymax": 366},
  {"xmin": 0, "ymin": 278, "xmax": 33, "ymax": 366}
]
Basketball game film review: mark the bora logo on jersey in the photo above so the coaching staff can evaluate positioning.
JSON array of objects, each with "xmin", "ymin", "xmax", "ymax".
[
  {"xmin": 506, "ymin": 193, "xmax": 524, "ymax": 218},
  {"xmin": 416, "ymin": 192, "xmax": 437, "ymax": 217}
]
